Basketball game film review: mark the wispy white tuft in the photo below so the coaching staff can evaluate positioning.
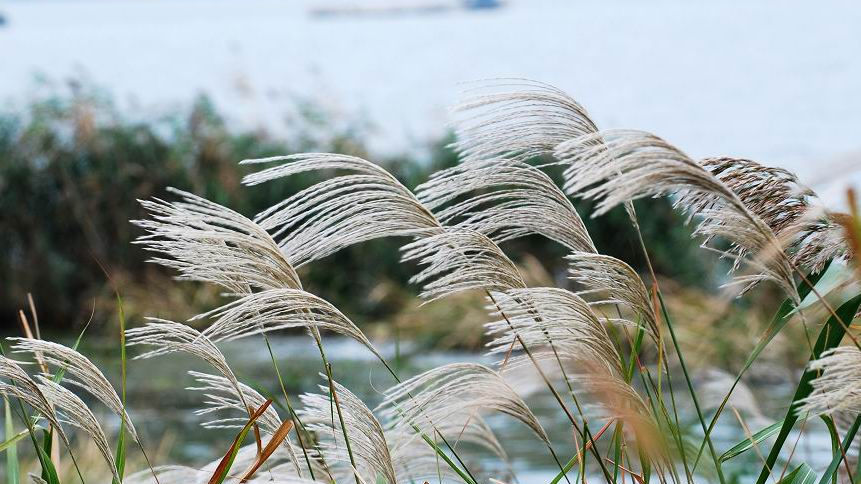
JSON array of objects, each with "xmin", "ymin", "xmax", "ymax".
[
  {"xmin": 299, "ymin": 377, "xmax": 397, "ymax": 484},
  {"xmin": 694, "ymin": 157, "xmax": 849, "ymax": 273},
  {"xmin": 196, "ymin": 288, "xmax": 382, "ymax": 362},
  {"xmin": 416, "ymin": 159, "xmax": 595, "ymax": 253},
  {"xmin": 186, "ymin": 371, "xmax": 309, "ymax": 477},
  {"xmin": 10, "ymin": 338, "xmax": 137, "ymax": 440},
  {"xmin": 36, "ymin": 376, "xmax": 120, "ymax": 482},
  {"xmin": 378, "ymin": 362, "xmax": 549, "ymax": 446},
  {"xmin": 799, "ymin": 347, "xmax": 861, "ymax": 416},
  {"xmin": 484, "ymin": 287, "xmax": 622, "ymax": 375},
  {"xmin": 402, "ymin": 228, "xmax": 526, "ymax": 302},
  {"xmin": 558, "ymin": 130, "xmax": 798, "ymax": 300},
  {"xmin": 0, "ymin": 356, "xmax": 70, "ymax": 448},
  {"xmin": 386, "ymin": 413, "xmax": 509, "ymax": 482},
  {"xmin": 125, "ymin": 320, "xmax": 249, "ymax": 414},
  {"xmin": 134, "ymin": 187, "xmax": 301, "ymax": 292},
  {"xmin": 452, "ymin": 79, "xmax": 598, "ymax": 164},
  {"xmin": 188, "ymin": 371, "xmax": 281, "ymax": 431},
  {"xmin": 566, "ymin": 252, "xmax": 658, "ymax": 338},
  {"xmin": 241, "ymin": 153, "xmax": 439, "ymax": 267}
]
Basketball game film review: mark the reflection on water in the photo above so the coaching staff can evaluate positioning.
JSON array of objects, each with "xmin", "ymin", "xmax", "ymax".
[{"xmin": 73, "ymin": 335, "xmax": 834, "ymax": 482}]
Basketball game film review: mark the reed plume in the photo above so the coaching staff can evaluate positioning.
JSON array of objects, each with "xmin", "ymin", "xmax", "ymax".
[
  {"xmin": 378, "ymin": 362, "xmax": 550, "ymax": 446},
  {"xmin": 799, "ymin": 347, "xmax": 861, "ymax": 416},
  {"xmin": 241, "ymin": 153, "xmax": 439, "ymax": 267},
  {"xmin": 135, "ymin": 187, "xmax": 301, "ymax": 293},
  {"xmin": 416, "ymin": 158, "xmax": 595, "ymax": 253},
  {"xmin": 402, "ymin": 228, "xmax": 526, "ymax": 302},
  {"xmin": 35, "ymin": 377, "xmax": 120, "ymax": 482},
  {"xmin": 195, "ymin": 288, "xmax": 382, "ymax": 361},
  {"xmin": 452, "ymin": 79, "xmax": 598, "ymax": 164},
  {"xmin": 484, "ymin": 287, "xmax": 622, "ymax": 374},
  {"xmin": 10, "ymin": 338, "xmax": 138, "ymax": 440},
  {"xmin": 566, "ymin": 252, "xmax": 658, "ymax": 337},
  {"xmin": 0, "ymin": 355, "xmax": 70, "ymax": 448},
  {"xmin": 558, "ymin": 129, "xmax": 798, "ymax": 300},
  {"xmin": 299, "ymin": 378, "xmax": 397, "ymax": 484}
]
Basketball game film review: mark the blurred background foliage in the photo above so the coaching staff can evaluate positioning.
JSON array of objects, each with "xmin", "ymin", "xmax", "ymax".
[{"xmin": 0, "ymin": 81, "xmax": 718, "ymax": 338}]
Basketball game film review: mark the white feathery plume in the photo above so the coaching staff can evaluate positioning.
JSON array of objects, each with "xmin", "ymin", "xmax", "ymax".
[
  {"xmin": 196, "ymin": 288, "xmax": 382, "ymax": 362},
  {"xmin": 416, "ymin": 159, "xmax": 595, "ymax": 253},
  {"xmin": 799, "ymin": 347, "xmax": 861, "ymax": 416},
  {"xmin": 787, "ymin": 213, "xmax": 851, "ymax": 275},
  {"xmin": 125, "ymin": 320, "xmax": 249, "ymax": 414},
  {"xmin": 187, "ymin": 371, "xmax": 282, "ymax": 431},
  {"xmin": 566, "ymin": 362, "xmax": 655, "ymax": 443},
  {"xmin": 484, "ymin": 287, "xmax": 623, "ymax": 375},
  {"xmin": 558, "ymin": 129, "xmax": 798, "ymax": 300},
  {"xmin": 134, "ymin": 187, "xmax": 301, "ymax": 292},
  {"xmin": 0, "ymin": 356, "xmax": 70, "ymax": 448},
  {"xmin": 402, "ymin": 228, "xmax": 526, "ymax": 302},
  {"xmin": 566, "ymin": 252, "xmax": 658, "ymax": 337},
  {"xmin": 378, "ymin": 362, "xmax": 549, "ymax": 446},
  {"xmin": 299, "ymin": 378, "xmax": 397, "ymax": 484},
  {"xmin": 241, "ymin": 153, "xmax": 439, "ymax": 267},
  {"xmin": 386, "ymin": 413, "xmax": 509, "ymax": 483},
  {"xmin": 10, "ymin": 338, "xmax": 138, "ymax": 440},
  {"xmin": 694, "ymin": 157, "xmax": 849, "ymax": 273},
  {"xmin": 186, "ymin": 371, "xmax": 310, "ymax": 477},
  {"xmin": 35, "ymin": 376, "xmax": 120, "ymax": 482},
  {"xmin": 452, "ymin": 78, "xmax": 599, "ymax": 164}
]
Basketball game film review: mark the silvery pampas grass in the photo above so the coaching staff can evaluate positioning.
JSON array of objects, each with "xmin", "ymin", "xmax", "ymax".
[
  {"xmin": 135, "ymin": 187, "xmax": 302, "ymax": 293},
  {"xmin": 416, "ymin": 158, "xmax": 595, "ymax": 253},
  {"xmin": 300, "ymin": 378, "xmax": 397, "ymax": 484},
  {"xmin": 3, "ymin": 79, "xmax": 856, "ymax": 484},
  {"xmin": 241, "ymin": 153, "xmax": 439, "ymax": 267},
  {"xmin": 799, "ymin": 347, "xmax": 861, "ymax": 416},
  {"xmin": 378, "ymin": 363, "xmax": 549, "ymax": 446},
  {"xmin": 484, "ymin": 287, "xmax": 621, "ymax": 374},
  {"xmin": 196, "ymin": 288, "xmax": 382, "ymax": 361},
  {"xmin": 11, "ymin": 338, "xmax": 138, "ymax": 440},
  {"xmin": 557, "ymin": 130, "xmax": 800, "ymax": 300},
  {"xmin": 452, "ymin": 79, "xmax": 598, "ymax": 164},
  {"xmin": 567, "ymin": 252, "xmax": 658, "ymax": 338},
  {"xmin": 402, "ymin": 228, "xmax": 525, "ymax": 302},
  {"xmin": 35, "ymin": 377, "xmax": 120, "ymax": 481}
]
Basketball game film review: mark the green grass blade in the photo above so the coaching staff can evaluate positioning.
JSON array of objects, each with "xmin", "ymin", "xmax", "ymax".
[
  {"xmin": 719, "ymin": 420, "xmax": 783, "ymax": 462},
  {"xmin": 4, "ymin": 398, "xmax": 20, "ymax": 484},
  {"xmin": 36, "ymin": 443, "xmax": 60, "ymax": 484},
  {"xmin": 694, "ymin": 264, "xmax": 831, "ymax": 470},
  {"xmin": 41, "ymin": 427, "xmax": 53, "ymax": 482},
  {"xmin": 0, "ymin": 428, "xmax": 30, "ymax": 453},
  {"xmin": 52, "ymin": 319, "xmax": 92, "ymax": 384},
  {"xmin": 755, "ymin": 293, "xmax": 861, "ymax": 484},
  {"xmin": 113, "ymin": 293, "xmax": 128, "ymax": 484},
  {"xmin": 817, "ymin": 415, "xmax": 861, "ymax": 484},
  {"xmin": 656, "ymin": 291, "xmax": 727, "ymax": 484},
  {"xmin": 209, "ymin": 400, "xmax": 272, "ymax": 484},
  {"xmin": 777, "ymin": 463, "xmax": 817, "ymax": 484}
]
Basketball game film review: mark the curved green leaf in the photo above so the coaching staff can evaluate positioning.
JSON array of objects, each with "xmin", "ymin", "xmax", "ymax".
[{"xmin": 720, "ymin": 420, "xmax": 783, "ymax": 463}]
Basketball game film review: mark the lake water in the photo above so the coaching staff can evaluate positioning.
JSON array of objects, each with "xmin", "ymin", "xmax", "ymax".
[{"xmin": 2, "ymin": 0, "xmax": 861, "ymax": 208}]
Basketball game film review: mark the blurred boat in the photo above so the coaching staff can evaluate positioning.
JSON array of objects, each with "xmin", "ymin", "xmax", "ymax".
[{"xmin": 309, "ymin": 0, "xmax": 502, "ymax": 17}]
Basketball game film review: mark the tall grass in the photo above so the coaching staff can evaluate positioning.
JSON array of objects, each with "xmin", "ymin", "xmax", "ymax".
[{"xmin": 1, "ymin": 79, "xmax": 858, "ymax": 484}]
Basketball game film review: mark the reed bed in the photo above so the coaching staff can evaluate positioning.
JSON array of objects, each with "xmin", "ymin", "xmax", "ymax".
[{"xmin": 2, "ymin": 79, "xmax": 859, "ymax": 484}]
